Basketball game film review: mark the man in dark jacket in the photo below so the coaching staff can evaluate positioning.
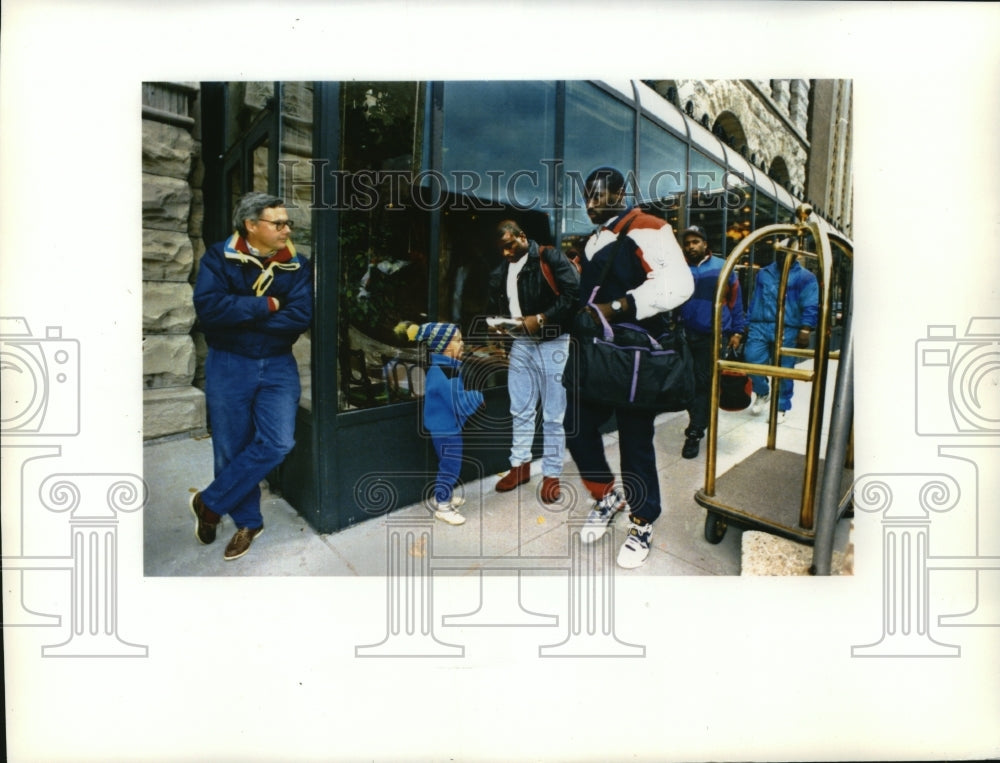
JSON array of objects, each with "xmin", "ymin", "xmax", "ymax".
[
  {"xmin": 488, "ymin": 220, "xmax": 579, "ymax": 503},
  {"xmin": 566, "ymin": 167, "xmax": 693, "ymax": 569},
  {"xmin": 678, "ymin": 225, "xmax": 746, "ymax": 459},
  {"xmin": 189, "ymin": 192, "xmax": 313, "ymax": 561}
]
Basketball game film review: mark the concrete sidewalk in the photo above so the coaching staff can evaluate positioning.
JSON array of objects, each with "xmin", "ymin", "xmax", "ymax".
[{"xmin": 143, "ymin": 368, "xmax": 853, "ymax": 578}]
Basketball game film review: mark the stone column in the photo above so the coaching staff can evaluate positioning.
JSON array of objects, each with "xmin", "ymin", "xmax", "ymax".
[
  {"xmin": 38, "ymin": 473, "xmax": 148, "ymax": 657},
  {"xmin": 852, "ymin": 474, "xmax": 961, "ymax": 657},
  {"xmin": 355, "ymin": 517, "xmax": 464, "ymax": 657},
  {"xmin": 789, "ymin": 79, "xmax": 811, "ymax": 134},
  {"xmin": 539, "ymin": 522, "xmax": 645, "ymax": 657},
  {"xmin": 771, "ymin": 79, "xmax": 791, "ymax": 113},
  {"xmin": 141, "ymin": 82, "xmax": 205, "ymax": 440}
]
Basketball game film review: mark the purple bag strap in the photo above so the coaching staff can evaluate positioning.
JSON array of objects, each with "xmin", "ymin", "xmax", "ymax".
[
  {"xmin": 585, "ymin": 286, "xmax": 615, "ymax": 341},
  {"xmin": 586, "ymin": 215, "xmax": 636, "ymax": 342}
]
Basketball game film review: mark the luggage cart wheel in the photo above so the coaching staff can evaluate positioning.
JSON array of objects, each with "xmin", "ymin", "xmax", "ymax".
[{"xmin": 704, "ymin": 513, "xmax": 728, "ymax": 544}]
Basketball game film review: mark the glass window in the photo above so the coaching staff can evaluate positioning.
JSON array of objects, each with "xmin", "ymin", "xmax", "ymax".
[
  {"xmin": 225, "ymin": 81, "xmax": 272, "ymax": 149},
  {"xmin": 638, "ymin": 116, "xmax": 685, "ymax": 231},
  {"xmin": 746, "ymin": 190, "xmax": 779, "ymax": 302},
  {"xmin": 438, "ymin": 81, "xmax": 559, "ymax": 378},
  {"xmin": 442, "ymin": 81, "xmax": 557, "ymax": 210},
  {"xmin": 755, "ymin": 191, "xmax": 777, "ymax": 229},
  {"xmin": 252, "ymin": 139, "xmax": 269, "ymax": 192},
  {"xmin": 724, "ymin": 173, "xmax": 753, "ymax": 256},
  {"xmin": 562, "ymin": 81, "xmax": 635, "ymax": 235},
  {"xmin": 337, "ymin": 82, "xmax": 430, "ymax": 411},
  {"xmin": 686, "ymin": 150, "xmax": 726, "ymax": 253}
]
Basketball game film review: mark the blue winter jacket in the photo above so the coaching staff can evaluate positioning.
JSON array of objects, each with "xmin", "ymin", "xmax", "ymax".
[
  {"xmin": 747, "ymin": 259, "xmax": 819, "ymax": 330},
  {"xmin": 194, "ymin": 233, "xmax": 313, "ymax": 358},
  {"xmin": 422, "ymin": 354, "xmax": 484, "ymax": 437},
  {"xmin": 679, "ymin": 254, "xmax": 748, "ymax": 336}
]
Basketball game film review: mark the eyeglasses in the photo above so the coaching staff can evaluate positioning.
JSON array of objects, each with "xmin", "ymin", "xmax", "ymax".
[{"xmin": 256, "ymin": 218, "xmax": 295, "ymax": 231}]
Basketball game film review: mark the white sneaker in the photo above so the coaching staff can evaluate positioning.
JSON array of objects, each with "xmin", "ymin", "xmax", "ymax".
[
  {"xmin": 769, "ymin": 410, "xmax": 787, "ymax": 425},
  {"xmin": 434, "ymin": 504, "xmax": 466, "ymax": 525},
  {"xmin": 449, "ymin": 494, "xmax": 466, "ymax": 508},
  {"xmin": 750, "ymin": 393, "xmax": 770, "ymax": 415},
  {"xmin": 617, "ymin": 518, "xmax": 652, "ymax": 569},
  {"xmin": 580, "ymin": 488, "xmax": 628, "ymax": 544}
]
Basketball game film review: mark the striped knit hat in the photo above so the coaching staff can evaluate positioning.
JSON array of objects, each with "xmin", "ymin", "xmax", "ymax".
[{"xmin": 415, "ymin": 322, "xmax": 459, "ymax": 354}]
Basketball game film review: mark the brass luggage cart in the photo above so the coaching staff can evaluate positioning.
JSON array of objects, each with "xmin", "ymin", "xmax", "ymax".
[{"xmin": 695, "ymin": 205, "xmax": 854, "ymax": 562}]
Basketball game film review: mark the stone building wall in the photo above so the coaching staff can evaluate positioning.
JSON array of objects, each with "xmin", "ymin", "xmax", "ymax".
[
  {"xmin": 141, "ymin": 82, "xmax": 206, "ymax": 440},
  {"xmin": 670, "ymin": 79, "xmax": 810, "ymax": 194}
]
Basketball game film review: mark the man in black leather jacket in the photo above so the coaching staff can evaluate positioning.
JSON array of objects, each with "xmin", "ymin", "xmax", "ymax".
[{"xmin": 487, "ymin": 220, "xmax": 579, "ymax": 503}]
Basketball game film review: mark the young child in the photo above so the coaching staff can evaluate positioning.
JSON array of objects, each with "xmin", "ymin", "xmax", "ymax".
[{"xmin": 414, "ymin": 322, "xmax": 484, "ymax": 525}]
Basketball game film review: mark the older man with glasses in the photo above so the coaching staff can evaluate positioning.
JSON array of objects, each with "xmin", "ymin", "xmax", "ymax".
[{"xmin": 189, "ymin": 192, "xmax": 313, "ymax": 561}]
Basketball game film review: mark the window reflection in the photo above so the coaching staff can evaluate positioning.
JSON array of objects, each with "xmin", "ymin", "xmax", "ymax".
[
  {"xmin": 724, "ymin": 179, "xmax": 753, "ymax": 255},
  {"xmin": 639, "ymin": 116, "xmax": 685, "ymax": 232},
  {"xmin": 563, "ymin": 82, "xmax": 634, "ymax": 235},
  {"xmin": 337, "ymin": 82, "xmax": 429, "ymax": 411},
  {"xmin": 442, "ymin": 81, "xmax": 556, "ymax": 209},
  {"xmin": 687, "ymin": 150, "xmax": 726, "ymax": 253}
]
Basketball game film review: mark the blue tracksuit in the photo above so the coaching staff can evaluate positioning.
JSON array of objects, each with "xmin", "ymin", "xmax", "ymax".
[{"xmin": 743, "ymin": 259, "xmax": 819, "ymax": 412}]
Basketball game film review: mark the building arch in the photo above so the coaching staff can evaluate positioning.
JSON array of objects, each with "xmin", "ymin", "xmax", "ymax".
[
  {"xmin": 712, "ymin": 110, "xmax": 749, "ymax": 153},
  {"xmin": 768, "ymin": 155, "xmax": 791, "ymax": 189}
]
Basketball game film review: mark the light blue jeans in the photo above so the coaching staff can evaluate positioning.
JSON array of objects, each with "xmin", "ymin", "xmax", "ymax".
[{"xmin": 506, "ymin": 334, "xmax": 570, "ymax": 477}]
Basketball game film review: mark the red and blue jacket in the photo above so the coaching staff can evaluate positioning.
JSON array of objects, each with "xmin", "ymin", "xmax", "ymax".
[
  {"xmin": 579, "ymin": 207, "xmax": 693, "ymax": 333},
  {"xmin": 194, "ymin": 233, "xmax": 313, "ymax": 358}
]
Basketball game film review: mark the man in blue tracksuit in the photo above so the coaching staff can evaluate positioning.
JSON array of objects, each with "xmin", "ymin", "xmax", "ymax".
[
  {"xmin": 743, "ymin": 242, "xmax": 818, "ymax": 422},
  {"xmin": 678, "ymin": 225, "xmax": 747, "ymax": 458},
  {"xmin": 189, "ymin": 192, "xmax": 313, "ymax": 561}
]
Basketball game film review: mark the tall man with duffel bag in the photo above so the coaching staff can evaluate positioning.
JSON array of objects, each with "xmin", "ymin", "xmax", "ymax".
[{"xmin": 564, "ymin": 166, "xmax": 694, "ymax": 569}]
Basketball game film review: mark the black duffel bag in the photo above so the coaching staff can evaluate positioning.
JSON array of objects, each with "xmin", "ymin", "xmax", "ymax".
[
  {"xmin": 718, "ymin": 344, "xmax": 753, "ymax": 411},
  {"xmin": 564, "ymin": 308, "xmax": 695, "ymax": 412}
]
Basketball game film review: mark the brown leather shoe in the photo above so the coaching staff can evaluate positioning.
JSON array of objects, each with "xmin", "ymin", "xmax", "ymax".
[
  {"xmin": 223, "ymin": 526, "xmax": 264, "ymax": 561},
  {"xmin": 495, "ymin": 463, "xmax": 530, "ymax": 492},
  {"xmin": 189, "ymin": 491, "xmax": 221, "ymax": 545},
  {"xmin": 540, "ymin": 476, "xmax": 561, "ymax": 503}
]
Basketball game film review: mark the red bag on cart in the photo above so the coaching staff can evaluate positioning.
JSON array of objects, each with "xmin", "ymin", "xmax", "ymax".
[{"xmin": 718, "ymin": 345, "xmax": 752, "ymax": 411}]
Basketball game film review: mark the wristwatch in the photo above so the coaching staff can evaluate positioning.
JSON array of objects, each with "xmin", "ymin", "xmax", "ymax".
[{"xmin": 611, "ymin": 299, "xmax": 625, "ymax": 314}]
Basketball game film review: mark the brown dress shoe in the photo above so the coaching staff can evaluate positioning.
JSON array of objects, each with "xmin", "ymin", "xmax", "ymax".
[
  {"xmin": 190, "ymin": 491, "xmax": 221, "ymax": 545},
  {"xmin": 223, "ymin": 526, "xmax": 264, "ymax": 561},
  {"xmin": 540, "ymin": 476, "xmax": 561, "ymax": 503},
  {"xmin": 495, "ymin": 462, "xmax": 530, "ymax": 492}
]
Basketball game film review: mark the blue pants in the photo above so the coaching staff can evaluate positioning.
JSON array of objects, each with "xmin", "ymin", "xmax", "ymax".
[
  {"xmin": 431, "ymin": 433, "xmax": 463, "ymax": 504},
  {"xmin": 201, "ymin": 348, "xmax": 300, "ymax": 529},
  {"xmin": 565, "ymin": 388, "xmax": 661, "ymax": 524},
  {"xmin": 743, "ymin": 323, "xmax": 798, "ymax": 412},
  {"xmin": 506, "ymin": 334, "xmax": 570, "ymax": 476}
]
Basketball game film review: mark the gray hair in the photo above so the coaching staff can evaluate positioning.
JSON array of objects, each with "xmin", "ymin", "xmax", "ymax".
[{"xmin": 232, "ymin": 192, "xmax": 286, "ymax": 237}]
